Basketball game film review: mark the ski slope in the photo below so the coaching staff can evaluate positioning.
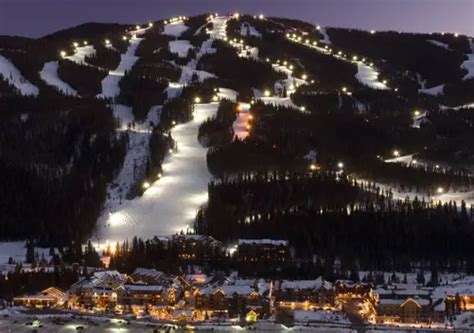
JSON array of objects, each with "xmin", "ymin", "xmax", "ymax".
[
  {"xmin": 233, "ymin": 102, "xmax": 251, "ymax": 140},
  {"xmin": 98, "ymin": 36, "xmax": 142, "ymax": 98},
  {"xmin": 462, "ymin": 39, "xmax": 474, "ymax": 79},
  {"xmin": 93, "ymin": 103, "xmax": 218, "ymax": 246},
  {"xmin": 355, "ymin": 62, "xmax": 388, "ymax": 90},
  {"xmin": 163, "ymin": 20, "xmax": 188, "ymax": 37},
  {"xmin": 65, "ymin": 45, "xmax": 95, "ymax": 64},
  {"xmin": 0, "ymin": 54, "xmax": 39, "ymax": 96},
  {"xmin": 169, "ymin": 40, "xmax": 193, "ymax": 58},
  {"xmin": 39, "ymin": 61, "xmax": 78, "ymax": 96}
]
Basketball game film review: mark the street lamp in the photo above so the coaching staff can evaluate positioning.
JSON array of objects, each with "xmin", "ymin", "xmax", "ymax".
[
  {"xmin": 414, "ymin": 110, "xmax": 421, "ymax": 117},
  {"xmin": 264, "ymin": 90, "xmax": 271, "ymax": 97},
  {"xmin": 393, "ymin": 150, "xmax": 400, "ymax": 157},
  {"xmin": 310, "ymin": 164, "xmax": 317, "ymax": 171},
  {"xmin": 300, "ymin": 106, "xmax": 306, "ymax": 112},
  {"xmin": 73, "ymin": 42, "xmax": 79, "ymax": 48},
  {"xmin": 142, "ymin": 182, "xmax": 150, "ymax": 189},
  {"xmin": 83, "ymin": 41, "xmax": 88, "ymax": 46},
  {"xmin": 135, "ymin": 25, "xmax": 140, "ymax": 30},
  {"xmin": 437, "ymin": 187, "xmax": 444, "ymax": 194},
  {"xmin": 302, "ymin": 74, "xmax": 307, "ymax": 80},
  {"xmin": 337, "ymin": 162, "xmax": 344, "ymax": 169},
  {"xmin": 212, "ymin": 95, "xmax": 219, "ymax": 102},
  {"xmin": 60, "ymin": 50, "xmax": 67, "ymax": 58},
  {"xmin": 194, "ymin": 96, "xmax": 201, "ymax": 103},
  {"xmin": 258, "ymin": 14, "xmax": 264, "ymax": 20},
  {"xmin": 149, "ymin": 22, "xmax": 154, "ymax": 27}
]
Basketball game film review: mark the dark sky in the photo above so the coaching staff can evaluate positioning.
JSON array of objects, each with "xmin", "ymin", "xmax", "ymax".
[{"xmin": 1, "ymin": 0, "xmax": 473, "ymax": 38}]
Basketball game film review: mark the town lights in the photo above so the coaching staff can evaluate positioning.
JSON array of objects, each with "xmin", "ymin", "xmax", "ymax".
[
  {"xmin": 302, "ymin": 74, "xmax": 307, "ymax": 80},
  {"xmin": 142, "ymin": 182, "xmax": 150, "ymax": 189},
  {"xmin": 337, "ymin": 162, "xmax": 344, "ymax": 169},
  {"xmin": 393, "ymin": 149, "xmax": 400, "ymax": 157},
  {"xmin": 338, "ymin": 51, "xmax": 342, "ymax": 55},
  {"xmin": 312, "ymin": 41, "xmax": 317, "ymax": 46},
  {"xmin": 297, "ymin": 36, "xmax": 302, "ymax": 41},
  {"xmin": 73, "ymin": 42, "xmax": 79, "ymax": 48},
  {"xmin": 212, "ymin": 95, "xmax": 219, "ymax": 102},
  {"xmin": 382, "ymin": 80, "xmax": 388, "ymax": 85},
  {"xmin": 286, "ymin": 33, "xmax": 290, "ymax": 38},
  {"xmin": 135, "ymin": 25, "xmax": 140, "ymax": 30},
  {"xmin": 246, "ymin": 124, "xmax": 251, "ymax": 130},
  {"xmin": 248, "ymin": 115, "xmax": 254, "ymax": 120},
  {"xmin": 437, "ymin": 187, "xmax": 444, "ymax": 194},
  {"xmin": 105, "ymin": 39, "xmax": 111, "ymax": 45},
  {"xmin": 289, "ymin": 65, "xmax": 294, "ymax": 70},
  {"xmin": 283, "ymin": 60, "xmax": 288, "ymax": 66},
  {"xmin": 60, "ymin": 50, "xmax": 67, "ymax": 58},
  {"xmin": 352, "ymin": 55, "xmax": 358, "ymax": 61},
  {"xmin": 264, "ymin": 90, "xmax": 271, "ymax": 97},
  {"xmin": 83, "ymin": 41, "xmax": 88, "ymax": 45},
  {"xmin": 310, "ymin": 164, "xmax": 317, "ymax": 171},
  {"xmin": 194, "ymin": 96, "xmax": 201, "ymax": 103},
  {"xmin": 122, "ymin": 36, "xmax": 128, "ymax": 41},
  {"xmin": 414, "ymin": 110, "xmax": 421, "ymax": 116},
  {"xmin": 342, "ymin": 87, "xmax": 348, "ymax": 93}
]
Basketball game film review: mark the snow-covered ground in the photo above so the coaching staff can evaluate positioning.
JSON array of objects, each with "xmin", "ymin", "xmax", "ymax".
[
  {"xmin": 39, "ymin": 61, "xmax": 78, "ymax": 96},
  {"xmin": 462, "ymin": 55, "xmax": 474, "ymax": 80},
  {"xmin": 319, "ymin": 27, "xmax": 332, "ymax": 45},
  {"xmin": 93, "ymin": 103, "xmax": 218, "ymax": 246},
  {"xmin": 98, "ymin": 36, "xmax": 142, "ymax": 98},
  {"xmin": 169, "ymin": 40, "xmax": 193, "ymax": 58},
  {"xmin": 355, "ymin": 62, "xmax": 388, "ymax": 90},
  {"xmin": 384, "ymin": 153, "xmax": 415, "ymax": 164},
  {"xmin": 420, "ymin": 83, "xmax": 444, "ymax": 95},
  {"xmin": 65, "ymin": 45, "xmax": 95, "ymax": 64},
  {"xmin": 217, "ymin": 87, "xmax": 238, "ymax": 101},
  {"xmin": 240, "ymin": 23, "xmax": 261, "ymax": 38},
  {"xmin": 0, "ymin": 241, "xmax": 52, "ymax": 266},
  {"xmin": 0, "ymin": 55, "xmax": 39, "ymax": 96},
  {"xmin": 209, "ymin": 16, "xmax": 227, "ymax": 40},
  {"xmin": 163, "ymin": 20, "xmax": 188, "ymax": 37},
  {"xmin": 233, "ymin": 102, "xmax": 251, "ymax": 140},
  {"xmin": 427, "ymin": 39, "xmax": 449, "ymax": 50}
]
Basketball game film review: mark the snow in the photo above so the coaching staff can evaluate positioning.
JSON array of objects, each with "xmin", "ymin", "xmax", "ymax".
[
  {"xmin": 98, "ymin": 36, "xmax": 142, "ymax": 98},
  {"xmin": 163, "ymin": 20, "xmax": 188, "ymax": 37},
  {"xmin": 232, "ymin": 102, "xmax": 251, "ymax": 140},
  {"xmin": 462, "ymin": 38, "xmax": 474, "ymax": 80},
  {"xmin": 209, "ymin": 17, "xmax": 227, "ymax": 40},
  {"xmin": 93, "ymin": 103, "xmax": 218, "ymax": 246},
  {"xmin": 441, "ymin": 102, "xmax": 474, "ymax": 110},
  {"xmin": 277, "ymin": 278, "xmax": 333, "ymax": 291},
  {"xmin": 0, "ymin": 241, "xmax": 53, "ymax": 266},
  {"xmin": 427, "ymin": 39, "xmax": 449, "ymax": 49},
  {"xmin": 294, "ymin": 310, "xmax": 350, "ymax": 324},
  {"xmin": 217, "ymin": 87, "xmax": 238, "ymax": 101},
  {"xmin": 165, "ymin": 82, "xmax": 184, "ymax": 99},
  {"xmin": 240, "ymin": 23, "xmax": 262, "ymax": 38},
  {"xmin": 65, "ymin": 45, "xmax": 95, "ymax": 64},
  {"xmin": 169, "ymin": 40, "xmax": 193, "ymax": 58},
  {"xmin": 384, "ymin": 154, "xmax": 415, "ymax": 164},
  {"xmin": 0, "ymin": 54, "xmax": 39, "ymax": 96},
  {"xmin": 319, "ymin": 27, "xmax": 332, "ymax": 45},
  {"xmin": 419, "ymin": 83, "xmax": 445, "ymax": 95},
  {"xmin": 39, "ymin": 61, "xmax": 78, "ymax": 96},
  {"xmin": 355, "ymin": 62, "xmax": 388, "ymax": 90}
]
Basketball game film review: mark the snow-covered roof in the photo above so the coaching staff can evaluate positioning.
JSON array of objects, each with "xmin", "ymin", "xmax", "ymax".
[
  {"xmin": 278, "ymin": 277, "xmax": 333, "ymax": 291},
  {"xmin": 238, "ymin": 239, "xmax": 289, "ymax": 246},
  {"xmin": 131, "ymin": 268, "xmax": 166, "ymax": 281},
  {"xmin": 294, "ymin": 310, "xmax": 349, "ymax": 324},
  {"xmin": 200, "ymin": 285, "xmax": 256, "ymax": 296},
  {"xmin": 124, "ymin": 284, "xmax": 164, "ymax": 292}
]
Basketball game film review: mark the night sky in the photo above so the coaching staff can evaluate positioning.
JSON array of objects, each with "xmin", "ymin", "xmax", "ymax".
[{"xmin": 1, "ymin": 0, "xmax": 472, "ymax": 38}]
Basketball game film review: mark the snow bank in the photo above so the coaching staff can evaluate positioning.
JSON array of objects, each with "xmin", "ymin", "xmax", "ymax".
[
  {"xmin": 217, "ymin": 88, "xmax": 238, "ymax": 102},
  {"xmin": 355, "ymin": 63, "xmax": 388, "ymax": 90},
  {"xmin": 462, "ymin": 54, "xmax": 474, "ymax": 80},
  {"xmin": 209, "ymin": 17, "xmax": 228, "ymax": 40},
  {"xmin": 39, "ymin": 61, "xmax": 78, "ymax": 96},
  {"xmin": 98, "ymin": 36, "xmax": 142, "ymax": 98},
  {"xmin": 0, "ymin": 54, "xmax": 39, "ymax": 96},
  {"xmin": 240, "ymin": 23, "xmax": 261, "ymax": 38},
  {"xmin": 169, "ymin": 40, "xmax": 193, "ymax": 58},
  {"xmin": 94, "ymin": 103, "xmax": 218, "ymax": 245},
  {"xmin": 427, "ymin": 39, "xmax": 449, "ymax": 49},
  {"xmin": 65, "ymin": 45, "xmax": 95, "ymax": 64},
  {"xmin": 163, "ymin": 20, "xmax": 188, "ymax": 37},
  {"xmin": 384, "ymin": 154, "xmax": 415, "ymax": 164}
]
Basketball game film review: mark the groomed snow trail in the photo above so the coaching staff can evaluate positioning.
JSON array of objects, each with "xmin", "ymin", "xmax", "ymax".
[
  {"xmin": 0, "ymin": 55, "xmax": 39, "ymax": 96},
  {"xmin": 94, "ymin": 103, "xmax": 218, "ymax": 246},
  {"xmin": 40, "ymin": 61, "xmax": 78, "ymax": 96},
  {"xmin": 98, "ymin": 36, "xmax": 143, "ymax": 98},
  {"xmin": 65, "ymin": 45, "xmax": 95, "ymax": 64}
]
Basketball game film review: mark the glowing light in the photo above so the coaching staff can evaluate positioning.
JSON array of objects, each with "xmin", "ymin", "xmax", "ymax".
[
  {"xmin": 302, "ymin": 74, "xmax": 307, "ymax": 80},
  {"xmin": 393, "ymin": 149, "xmax": 400, "ymax": 157},
  {"xmin": 316, "ymin": 25, "xmax": 321, "ymax": 30},
  {"xmin": 248, "ymin": 114, "xmax": 254, "ymax": 120},
  {"xmin": 412, "ymin": 159, "xmax": 417, "ymax": 165},
  {"xmin": 310, "ymin": 164, "xmax": 317, "ymax": 171},
  {"xmin": 382, "ymin": 80, "xmax": 388, "ymax": 85},
  {"xmin": 168, "ymin": 149, "xmax": 173, "ymax": 154},
  {"xmin": 454, "ymin": 33, "xmax": 459, "ymax": 37},
  {"xmin": 212, "ymin": 95, "xmax": 219, "ymax": 102},
  {"xmin": 312, "ymin": 41, "xmax": 317, "ymax": 46},
  {"xmin": 246, "ymin": 124, "xmax": 251, "ymax": 130},
  {"xmin": 122, "ymin": 36, "xmax": 127, "ymax": 41},
  {"xmin": 289, "ymin": 65, "xmax": 294, "ymax": 70},
  {"xmin": 164, "ymin": 20, "xmax": 168, "ymax": 24},
  {"xmin": 60, "ymin": 50, "xmax": 67, "ymax": 57},
  {"xmin": 437, "ymin": 187, "xmax": 444, "ymax": 194},
  {"xmin": 414, "ymin": 110, "xmax": 421, "ymax": 116},
  {"xmin": 73, "ymin": 42, "xmax": 79, "ymax": 48},
  {"xmin": 108, "ymin": 212, "xmax": 126, "ymax": 227},
  {"xmin": 283, "ymin": 60, "xmax": 288, "ymax": 65},
  {"xmin": 148, "ymin": 22, "xmax": 154, "ymax": 27},
  {"xmin": 338, "ymin": 51, "xmax": 342, "ymax": 55},
  {"xmin": 337, "ymin": 162, "xmax": 344, "ymax": 168},
  {"xmin": 194, "ymin": 96, "xmax": 201, "ymax": 103},
  {"xmin": 142, "ymin": 182, "xmax": 150, "ymax": 189},
  {"xmin": 135, "ymin": 25, "xmax": 140, "ymax": 29},
  {"xmin": 105, "ymin": 39, "xmax": 111, "ymax": 45},
  {"xmin": 233, "ymin": 12, "xmax": 240, "ymax": 19},
  {"xmin": 83, "ymin": 41, "xmax": 88, "ymax": 45},
  {"xmin": 435, "ymin": 164, "xmax": 440, "ymax": 169},
  {"xmin": 342, "ymin": 87, "xmax": 348, "ymax": 92},
  {"xmin": 264, "ymin": 90, "xmax": 271, "ymax": 97},
  {"xmin": 300, "ymin": 106, "xmax": 306, "ymax": 112},
  {"xmin": 258, "ymin": 14, "xmax": 264, "ymax": 20},
  {"xmin": 352, "ymin": 55, "xmax": 358, "ymax": 61},
  {"xmin": 172, "ymin": 120, "xmax": 177, "ymax": 126},
  {"xmin": 297, "ymin": 36, "xmax": 302, "ymax": 41},
  {"xmin": 370, "ymin": 30, "xmax": 375, "ymax": 34}
]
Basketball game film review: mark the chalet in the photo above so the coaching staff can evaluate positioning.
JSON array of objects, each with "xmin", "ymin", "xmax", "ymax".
[
  {"xmin": 68, "ymin": 270, "xmax": 126, "ymax": 311},
  {"xmin": 13, "ymin": 287, "xmax": 66, "ymax": 309},
  {"xmin": 154, "ymin": 234, "xmax": 224, "ymax": 262},
  {"xmin": 235, "ymin": 239, "xmax": 291, "ymax": 274},
  {"xmin": 273, "ymin": 277, "xmax": 335, "ymax": 310},
  {"xmin": 374, "ymin": 287, "xmax": 445, "ymax": 323}
]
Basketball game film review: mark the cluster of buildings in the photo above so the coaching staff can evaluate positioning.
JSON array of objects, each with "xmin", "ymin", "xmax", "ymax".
[{"xmin": 9, "ymin": 236, "xmax": 474, "ymax": 327}]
